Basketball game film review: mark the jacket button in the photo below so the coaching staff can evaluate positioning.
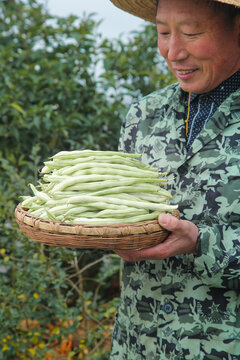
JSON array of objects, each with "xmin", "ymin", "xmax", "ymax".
[{"xmin": 163, "ymin": 303, "xmax": 173, "ymax": 314}]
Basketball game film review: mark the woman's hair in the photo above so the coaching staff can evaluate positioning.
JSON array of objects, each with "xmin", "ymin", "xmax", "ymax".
[
  {"xmin": 156, "ymin": 0, "xmax": 240, "ymax": 26},
  {"xmin": 205, "ymin": 1, "xmax": 240, "ymax": 25}
]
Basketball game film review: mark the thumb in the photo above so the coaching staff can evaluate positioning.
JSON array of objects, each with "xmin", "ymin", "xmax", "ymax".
[{"xmin": 158, "ymin": 213, "xmax": 179, "ymax": 231}]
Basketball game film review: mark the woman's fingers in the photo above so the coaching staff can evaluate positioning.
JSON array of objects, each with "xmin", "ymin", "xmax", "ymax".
[{"xmin": 114, "ymin": 214, "xmax": 198, "ymax": 261}]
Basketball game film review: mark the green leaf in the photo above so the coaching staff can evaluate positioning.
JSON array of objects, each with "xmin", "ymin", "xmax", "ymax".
[{"xmin": 10, "ymin": 103, "xmax": 25, "ymax": 114}]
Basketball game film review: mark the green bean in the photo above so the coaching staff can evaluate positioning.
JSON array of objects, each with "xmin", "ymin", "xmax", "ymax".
[
  {"xmin": 46, "ymin": 204, "xmax": 76, "ymax": 216},
  {"xmin": 88, "ymin": 184, "xmax": 160, "ymax": 197},
  {"xmin": 64, "ymin": 206, "xmax": 94, "ymax": 217},
  {"xmin": 45, "ymin": 208, "xmax": 57, "ymax": 221},
  {"xmin": 67, "ymin": 194, "xmax": 177, "ymax": 212},
  {"xmin": 22, "ymin": 196, "xmax": 38, "ymax": 208},
  {"xmin": 22, "ymin": 149, "xmax": 177, "ymax": 225},
  {"xmin": 69, "ymin": 167, "xmax": 161, "ymax": 179},
  {"xmin": 29, "ymin": 208, "xmax": 47, "ymax": 218},
  {"xmin": 59, "ymin": 161, "xmax": 158, "ymax": 177},
  {"xmin": 50, "ymin": 176, "xmax": 166, "ymax": 194},
  {"xmin": 138, "ymin": 193, "xmax": 168, "ymax": 203},
  {"xmin": 96, "ymin": 208, "xmax": 147, "ymax": 218},
  {"xmin": 51, "ymin": 150, "xmax": 141, "ymax": 160},
  {"xmin": 42, "ymin": 169, "xmax": 161, "ymax": 185},
  {"xmin": 50, "ymin": 191, "xmax": 86, "ymax": 199},
  {"xmin": 71, "ymin": 211, "xmax": 161, "ymax": 224},
  {"xmin": 41, "ymin": 165, "xmax": 52, "ymax": 174},
  {"xmin": 139, "ymin": 187, "xmax": 173, "ymax": 199},
  {"xmin": 29, "ymin": 184, "xmax": 50, "ymax": 202},
  {"xmin": 43, "ymin": 154, "xmax": 154, "ymax": 172},
  {"xmin": 42, "ymin": 174, "xmax": 68, "ymax": 184}
]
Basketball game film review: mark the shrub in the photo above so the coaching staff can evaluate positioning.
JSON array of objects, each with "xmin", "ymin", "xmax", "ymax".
[{"xmin": 0, "ymin": 0, "xmax": 173, "ymax": 358}]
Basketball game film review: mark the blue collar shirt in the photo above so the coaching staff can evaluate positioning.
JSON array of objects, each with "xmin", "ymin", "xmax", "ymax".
[{"xmin": 185, "ymin": 69, "xmax": 240, "ymax": 149}]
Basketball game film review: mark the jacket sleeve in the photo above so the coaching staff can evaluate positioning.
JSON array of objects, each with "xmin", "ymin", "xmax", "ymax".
[
  {"xmin": 118, "ymin": 103, "xmax": 140, "ymax": 154},
  {"xmin": 193, "ymin": 170, "xmax": 240, "ymax": 290},
  {"xmin": 194, "ymin": 223, "xmax": 240, "ymax": 290}
]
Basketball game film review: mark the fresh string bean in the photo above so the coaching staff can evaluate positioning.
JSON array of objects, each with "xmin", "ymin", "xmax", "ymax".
[{"xmin": 21, "ymin": 150, "xmax": 177, "ymax": 224}]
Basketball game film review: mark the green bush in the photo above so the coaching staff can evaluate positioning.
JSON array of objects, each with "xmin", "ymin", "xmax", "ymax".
[{"xmin": 0, "ymin": 0, "xmax": 173, "ymax": 358}]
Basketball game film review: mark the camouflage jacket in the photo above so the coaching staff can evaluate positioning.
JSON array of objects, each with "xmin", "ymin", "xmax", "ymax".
[{"xmin": 110, "ymin": 83, "xmax": 240, "ymax": 360}]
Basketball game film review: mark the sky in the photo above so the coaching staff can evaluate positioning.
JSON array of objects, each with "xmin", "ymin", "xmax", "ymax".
[{"xmin": 46, "ymin": 0, "xmax": 146, "ymax": 39}]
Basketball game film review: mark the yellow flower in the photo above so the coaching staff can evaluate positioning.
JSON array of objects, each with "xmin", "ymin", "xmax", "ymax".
[
  {"xmin": 18, "ymin": 294, "xmax": 25, "ymax": 300},
  {"xmin": 28, "ymin": 348, "xmax": 36, "ymax": 356},
  {"xmin": 2, "ymin": 344, "xmax": 8, "ymax": 352},
  {"xmin": 33, "ymin": 293, "xmax": 39, "ymax": 299}
]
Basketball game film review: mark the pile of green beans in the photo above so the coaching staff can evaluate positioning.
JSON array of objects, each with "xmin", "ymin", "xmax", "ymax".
[{"xmin": 21, "ymin": 150, "xmax": 178, "ymax": 224}]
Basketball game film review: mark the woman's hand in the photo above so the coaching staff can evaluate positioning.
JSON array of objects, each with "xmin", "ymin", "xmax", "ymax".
[{"xmin": 114, "ymin": 213, "xmax": 199, "ymax": 261}]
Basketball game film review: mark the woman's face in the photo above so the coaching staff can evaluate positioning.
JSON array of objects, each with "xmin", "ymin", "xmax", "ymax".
[{"xmin": 157, "ymin": 0, "xmax": 240, "ymax": 93}]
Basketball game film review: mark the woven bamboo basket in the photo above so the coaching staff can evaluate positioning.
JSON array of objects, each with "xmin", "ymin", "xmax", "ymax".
[{"xmin": 15, "ymin": 203, "xmax": 180, "ymax": 250}]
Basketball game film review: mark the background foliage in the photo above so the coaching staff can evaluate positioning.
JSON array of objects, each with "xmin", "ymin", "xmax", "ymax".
[{"xmin": 0, "ymin": 0, "xmax": 174, "ymax": 358}]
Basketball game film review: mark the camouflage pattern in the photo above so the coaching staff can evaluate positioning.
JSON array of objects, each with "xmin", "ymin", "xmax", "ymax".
[{"xmin": 110, "ymin": 83, "xmax": 240, "ymax": 359}]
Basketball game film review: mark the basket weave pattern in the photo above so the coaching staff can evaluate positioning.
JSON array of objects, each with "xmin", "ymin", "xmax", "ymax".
[{"xmin": 15, "ymin": 203, "xmax": 179, "ymax": 250}]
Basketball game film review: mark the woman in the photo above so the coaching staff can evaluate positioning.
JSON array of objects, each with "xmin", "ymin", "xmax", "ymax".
[{"xmin": 109, "ymin": 0, "xmax": 240, "ymax": 359}]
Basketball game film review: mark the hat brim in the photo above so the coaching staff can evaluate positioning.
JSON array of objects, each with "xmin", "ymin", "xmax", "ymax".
[
  {"xmin": 110, "ymin": 0, "xmax": 240, "ymax": 23},
  {"xmin": 110, "ymin": 0, "xmax": 158, "ymax": 23}
]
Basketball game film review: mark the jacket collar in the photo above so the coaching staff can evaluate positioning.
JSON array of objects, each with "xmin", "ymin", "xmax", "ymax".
[
  {"xmin": 187, "ymin": 88, "xmax": 240, "ymax": 159},
  {"xmin": 170, "ymin": 85, "xmax": 240, "ymax": 166}
]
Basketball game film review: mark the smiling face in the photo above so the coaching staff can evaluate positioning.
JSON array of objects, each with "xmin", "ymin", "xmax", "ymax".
[{"xmin": 156, "ymin": 0, "xmax": 240, "ymax": 94}]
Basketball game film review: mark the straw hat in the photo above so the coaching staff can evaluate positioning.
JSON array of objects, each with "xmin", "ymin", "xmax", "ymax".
[{"xmin": 110, "ymin": 0, "xmax": 240, "ymax": 23}]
